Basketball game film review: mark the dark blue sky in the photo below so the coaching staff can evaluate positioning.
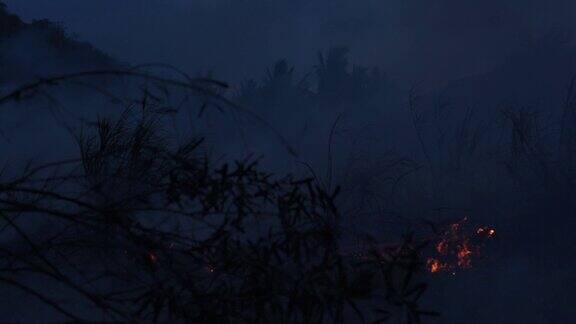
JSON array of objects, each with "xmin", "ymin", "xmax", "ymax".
[{"xmin": 5, "ymin": 0, "xmax": 576, "ymax": 86}]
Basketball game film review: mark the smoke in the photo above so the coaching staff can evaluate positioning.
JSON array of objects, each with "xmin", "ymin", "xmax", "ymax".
[{"xmin": 1, "ymin": 1, "xmax": 576, "ymax": 322}]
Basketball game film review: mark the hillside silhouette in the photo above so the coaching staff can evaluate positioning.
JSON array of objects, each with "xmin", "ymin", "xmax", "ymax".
[{"xmin": 0, "ymin": 1, "xmax": 115, "ymax": 83}]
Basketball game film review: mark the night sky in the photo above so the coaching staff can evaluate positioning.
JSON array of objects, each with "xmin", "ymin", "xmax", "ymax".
[{"xmin": 1, "ymin": 1, "xmax": 575, "ymax": 322}]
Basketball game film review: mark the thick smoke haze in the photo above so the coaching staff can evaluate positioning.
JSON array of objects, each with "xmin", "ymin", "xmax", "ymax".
[{"xmin": 0, "ymin": 1, "xmax": 575, "ymax": 322}]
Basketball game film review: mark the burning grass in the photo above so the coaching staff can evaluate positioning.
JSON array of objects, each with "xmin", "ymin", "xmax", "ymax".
[{"xmin": 426, "ymin": 217, "xmax": 496, "ymax": 274}]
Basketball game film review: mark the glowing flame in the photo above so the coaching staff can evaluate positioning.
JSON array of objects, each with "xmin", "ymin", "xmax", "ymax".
[
  {"xmin": 338, "ymin": 217, "xmax": 496, "ymax": 275},
  {"xmin": 426, "ymin": 218, "xmax": 495, "ymax": 274},
  {"xmin": 456, "ymin": 241, "xmax": 472, "ymax": 268},
  {"xmin": 427, "ymin": 258, "xmax": 447, "ymax": 273}
]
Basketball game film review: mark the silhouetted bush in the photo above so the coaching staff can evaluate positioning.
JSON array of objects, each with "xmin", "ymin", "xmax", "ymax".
[{"xmin": 0, "ymin": 69, "xmax": 434, "ymax": 323}]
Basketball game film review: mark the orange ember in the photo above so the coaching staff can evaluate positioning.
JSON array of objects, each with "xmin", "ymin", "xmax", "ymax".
[
  {"xmin": 456, "ymin": 241, "xmax": 472, "ymax": 268},
  {"xmin": 426, "ymin": 218, "xmax": 495, "ymax": 274},
  {"xmin": 427, "ymin": 258, "xmax": 447, "ymax": 273},
  {"xmin": 436, "ymin": 241, "xmax": 448, "ymax": 254},
  {"xmin": 148, "ymin": 251, "xmax": 158, "ymax": 264},
  {"xmin": 476, "ymin": 226, "xmax": 496, "ymax": 238}
]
